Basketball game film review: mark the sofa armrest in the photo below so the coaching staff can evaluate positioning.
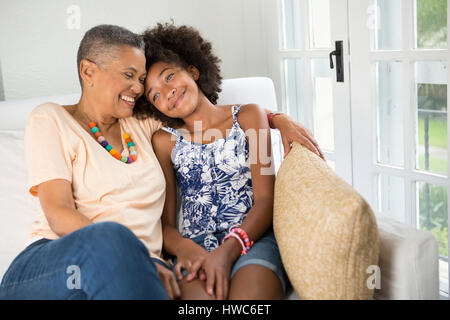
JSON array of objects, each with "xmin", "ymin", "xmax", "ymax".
[{"xmin": 375, "ymin": 216, "xmax": 440, "ymax": 300}]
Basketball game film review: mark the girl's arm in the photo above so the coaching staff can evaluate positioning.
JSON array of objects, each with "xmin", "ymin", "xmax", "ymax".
[
  {"xmin": 230, "ymin": 103, "xmax": 275, "ymax": 253},
  {"xmin": 151, "ymin": 130, "xmax": 208, "ymax": 280},
  {"xmin": 197, "ymin": 104, "xmax": 276, "ymax": 299},
  {"xmin": 262, "ymin": 109, "xmax": 325, "ymax": 160},
  {"xmin": 151, "ymin": 129, "xmax": 182, "ymax": 255}
]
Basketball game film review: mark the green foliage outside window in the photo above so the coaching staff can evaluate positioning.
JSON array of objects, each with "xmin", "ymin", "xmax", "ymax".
[{"xmin": 417, "ymin": 0, "xmax": 447, "ymax": 48}]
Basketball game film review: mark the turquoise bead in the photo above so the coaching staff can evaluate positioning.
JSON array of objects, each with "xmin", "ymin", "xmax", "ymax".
[
  {"xmin": 91, "ymin": 127, "xmax": 99, "ymax": 134},
  {"xmin": 120, "ymin": 156, "xmax": 128, "ymax": 162},
  {"xmin": 105, "ymin": 145, "xmax": 112, "ymax": 151},
  {"xmin": 127, "ymin": 141, "xmax": 135, "ymax": 148}
]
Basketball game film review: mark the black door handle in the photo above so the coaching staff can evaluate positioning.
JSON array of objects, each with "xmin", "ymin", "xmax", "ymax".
[{"xmin": 329, "ymin": 41, "xmax": 344, "ymax": 82}]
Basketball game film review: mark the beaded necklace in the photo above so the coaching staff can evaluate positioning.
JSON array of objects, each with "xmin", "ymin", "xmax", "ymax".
[{"xmin": 89, "ymin": 121, "xmax": 138, "ymax": 164}]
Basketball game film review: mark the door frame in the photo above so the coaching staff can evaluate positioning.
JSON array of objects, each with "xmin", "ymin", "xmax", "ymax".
[{"xmin": 262, "ymin": 0, "xmax": 353, "ymax": 184}]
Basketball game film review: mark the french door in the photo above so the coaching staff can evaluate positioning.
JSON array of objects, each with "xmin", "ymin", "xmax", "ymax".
[
  {"xmin": 264, "ymin": 0, "xmax": 449, "ymax": 296},
  {"xmin": 349, "ymin": 0, "xmax": 449, "ymax": 296},
  {"xmin": 264, "ymin": 0, "xmax": 353, "ymax": 185}
]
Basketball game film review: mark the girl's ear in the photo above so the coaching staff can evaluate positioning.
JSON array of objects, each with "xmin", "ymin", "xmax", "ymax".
[{"xmin": 187, "ymin": 65, "xmax": 200, "ymax": 81}]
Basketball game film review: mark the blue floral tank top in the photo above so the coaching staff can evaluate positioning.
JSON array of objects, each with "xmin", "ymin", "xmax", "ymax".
[{"xmin": 163, "ymin": 105, "xmax": 253, "ymax": 251}]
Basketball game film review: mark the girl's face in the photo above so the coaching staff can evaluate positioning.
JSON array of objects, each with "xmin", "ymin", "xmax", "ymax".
[
  {"xmin": 144, "ymin": 61, "xmax": 201, "ymax": 119},
  {"xmin": 89, "ymin": 45, "xmax": 147, "ymax": 119}
]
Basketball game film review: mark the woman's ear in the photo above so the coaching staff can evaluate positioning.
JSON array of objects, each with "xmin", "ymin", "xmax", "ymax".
[
  {"xmin": 187, "ymin": 65, "xmax": 200, "ymax": 81},
  {"xmin": 79, "ymin": 59, "xmax": 98, "ymax": 88}
]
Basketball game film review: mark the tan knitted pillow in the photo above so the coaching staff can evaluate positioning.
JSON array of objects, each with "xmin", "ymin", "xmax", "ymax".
[{"xmin": 273, "ymin": 142, "xmax": 380, "ymax": 300}]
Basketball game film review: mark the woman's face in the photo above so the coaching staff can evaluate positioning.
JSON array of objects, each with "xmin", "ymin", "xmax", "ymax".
[
  {"xmin": 92, "ymin": 45, "xmax": 147, "ymax": 119},
  {"xmin": 144, "ymin": 61, "xmax": 200, "ymax": 119}
]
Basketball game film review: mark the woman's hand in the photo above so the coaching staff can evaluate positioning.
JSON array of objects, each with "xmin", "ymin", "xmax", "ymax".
[
  {"xmin": 154, "ymin": 261, "xmax": 181, "ymax": 300},
  {"xmin": 272, "ymin": 113, "xmax": 325, "ymax": 161}
]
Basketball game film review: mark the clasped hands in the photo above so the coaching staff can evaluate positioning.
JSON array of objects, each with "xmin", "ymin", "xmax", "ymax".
[{"xmin": 154, "ymin": 238, "xmax": 238, "ymax": 300}]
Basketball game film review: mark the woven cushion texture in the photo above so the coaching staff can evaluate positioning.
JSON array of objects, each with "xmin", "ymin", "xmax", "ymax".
[{"xmin": 273, "ymin": 142, "xmax": 380, "ymax": 299}]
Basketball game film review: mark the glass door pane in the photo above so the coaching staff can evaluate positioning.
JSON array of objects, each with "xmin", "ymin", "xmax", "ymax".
[
  {"xmin": 415, "ymin": 61, "xmax": 448, "ymax": 176},
  {"xmin": 379, "ymin": 174, "xmax": 405, "ymax": 222},
  {"xmin": 376, "ymin": 61, "xmax": 404, "ymax": 166},
  {"xmin": 282, "ymin": 0, "xmax": 302, "ymax": 49},
  {"xmin": 308, "ymin": 0, "xmax": 331, "ymax": 48},
  {"xmin": 373, "ymin": 0, "xmax": 403, "ymax": 50},
  {"xmin": 284, "ymin": 59, "xmax": 305, "ymax": 125},
  {"xmin": 415, "ymin": 0, "xmax": 448, "ymax": 49},
  {"xmin": 417, "ymin": 182, "xmax": 448, "ymax": 293}
]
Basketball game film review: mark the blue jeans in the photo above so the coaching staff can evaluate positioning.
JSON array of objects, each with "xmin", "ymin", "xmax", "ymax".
[{"xmin": 0, "ymin": 222, "xmax": 169, "ymax": 300}]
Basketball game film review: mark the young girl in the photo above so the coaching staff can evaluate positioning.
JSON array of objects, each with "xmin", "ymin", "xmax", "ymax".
[{"xmin": 137, "ymin": 23, "xmax": 287, "ymax": 300}]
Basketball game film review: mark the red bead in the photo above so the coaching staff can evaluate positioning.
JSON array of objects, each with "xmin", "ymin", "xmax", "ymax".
[{"xmin": 89, "ymin": 122, "xmax": 96, "ymax": 129}]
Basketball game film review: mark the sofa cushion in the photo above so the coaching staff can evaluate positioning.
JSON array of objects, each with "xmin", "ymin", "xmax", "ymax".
[
  {"xmin": 273, "ymin": 142, "xmax": 380, "ymax": 299},
  {"xmin": 375, "ymin": 216, "xmax": 439, "ymax": 299},
  {"xmin": 0, "ymin": 130, "xmax": 38, "ymax": 278}
]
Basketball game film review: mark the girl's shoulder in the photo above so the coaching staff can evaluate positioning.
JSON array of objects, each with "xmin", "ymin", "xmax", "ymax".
[
  {"xmin": 236, "ymin": 103, "xmax": 262, "ymax": 115},
  {"xmin": 234, "ymin": 103, "xmax": 267, "ymax": 130},
  {"xmin": 151, "ymin": 128, "xmax": 177, "ymax": 157},
  {"xmin": 152, "ymin": 127, "xmax": 175, "ymax": 144}
]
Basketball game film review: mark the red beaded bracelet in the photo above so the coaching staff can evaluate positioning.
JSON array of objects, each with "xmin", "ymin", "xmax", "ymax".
[
  {"xmin": 222, "ymin": 231, "xmax": 247, "ymax": 255},
  {"xmin": 268, "ymin": 112, "xmax": 282, "ymax": 129},
  {"xmin": 222, "ymin": 226, "xmax": 254, "ymax": 255}
]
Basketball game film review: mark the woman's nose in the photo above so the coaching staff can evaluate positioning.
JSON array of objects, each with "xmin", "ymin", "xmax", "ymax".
[{"xmin": 131, "ymin": 82, "xmax": 143, "ymax": 96}]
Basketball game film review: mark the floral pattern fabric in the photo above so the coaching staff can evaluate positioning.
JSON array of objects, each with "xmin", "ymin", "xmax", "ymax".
[{"xmin": 163, "ymin": 105, "xmax": 253, "ymax": 251}]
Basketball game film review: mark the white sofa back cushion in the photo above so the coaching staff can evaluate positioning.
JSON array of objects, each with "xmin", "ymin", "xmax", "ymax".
[
  {"xmin": 0, "ymin": 131, "xmax": 39, "ymax": 276},
  {"xmin": 0, "ymin": 77, "xmax": 283, "ymax": 279}
]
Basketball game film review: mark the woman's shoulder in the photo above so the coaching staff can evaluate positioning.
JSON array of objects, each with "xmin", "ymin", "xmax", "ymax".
[
  {"xmin": 123, "ymin": 115, "xmax": 163, "ymax": 137},
  {"xmin": 29, "ymin": 102, "xmax": 71, "ymax": 120}
]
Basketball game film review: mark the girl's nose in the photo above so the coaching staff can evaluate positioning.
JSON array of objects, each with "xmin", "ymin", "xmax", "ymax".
[{"xmin": 168, "ymin": 88, "xmax": 177, "ymax": 99}]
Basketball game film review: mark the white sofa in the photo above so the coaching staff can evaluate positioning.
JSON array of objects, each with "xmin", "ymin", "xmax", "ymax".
[{"xmin": 0, "ymin": 77, "xmax": 440, "ymax": 299}]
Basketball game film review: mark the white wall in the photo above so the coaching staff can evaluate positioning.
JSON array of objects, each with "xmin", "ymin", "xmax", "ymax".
[{"xmin": 0, "ymin": 0, "xmax": 269, "ymax": 100}]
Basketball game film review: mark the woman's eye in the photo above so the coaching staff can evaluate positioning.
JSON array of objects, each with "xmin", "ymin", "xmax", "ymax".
[
  {"xmin": 153, "ymin": 93, "xmax": 160, "ymax": 102},
  {"xmin": 139, "ymin": 78, "xmax": 145, "ymax": 84},
  {"xmin": 124, "ymin": 73, "xmax": 133, "ymax": 79}
]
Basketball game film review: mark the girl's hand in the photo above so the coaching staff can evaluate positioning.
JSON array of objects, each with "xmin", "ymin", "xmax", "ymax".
[
  {"xmin": 201, "ymin": 248, "xmax": 234, "ymax": 300},
  {"xmin": 175, "ymin": 239, "xmax": 209, "ymax": 281},
  {"xmin": 272, "ymin": 113, "xmax": 325, "ymax": 161},
  {"xmin": 190, "ymin": 238, "xmax": 241, "ymax": 300},
  {"xmin": 154, "ymin": 261, "xmax": 181, "ymax": 300}
]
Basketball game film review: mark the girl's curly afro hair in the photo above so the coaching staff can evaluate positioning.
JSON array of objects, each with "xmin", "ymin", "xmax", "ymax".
[{"xmin": 133, "ymin": 22, "xmax": 223, "ymax": 128}]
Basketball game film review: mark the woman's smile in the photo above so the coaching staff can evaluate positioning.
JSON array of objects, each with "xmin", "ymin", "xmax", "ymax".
[{"xmin": 120, "ymin": 94, "xmax": 136, "ymax": 108}]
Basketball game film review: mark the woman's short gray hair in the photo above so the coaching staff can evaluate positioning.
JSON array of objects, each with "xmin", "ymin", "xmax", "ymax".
[{"xmin": 76, "ymin": 24, "xmax": 145, "ymax": 86}]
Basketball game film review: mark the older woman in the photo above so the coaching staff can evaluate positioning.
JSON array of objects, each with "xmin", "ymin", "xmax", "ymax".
[{"xmin": 0, "ymin": 24, "xmax": 322, "ymax": 300}]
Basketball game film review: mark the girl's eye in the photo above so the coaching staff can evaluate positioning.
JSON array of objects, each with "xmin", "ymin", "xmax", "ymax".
[
  {"xmin": 153, "ymin": 93, "xmax": 160, "ymax": 102},
  {"xmin": 166, "ymin": 73, "xmax": 174, "ymax": 81}
]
